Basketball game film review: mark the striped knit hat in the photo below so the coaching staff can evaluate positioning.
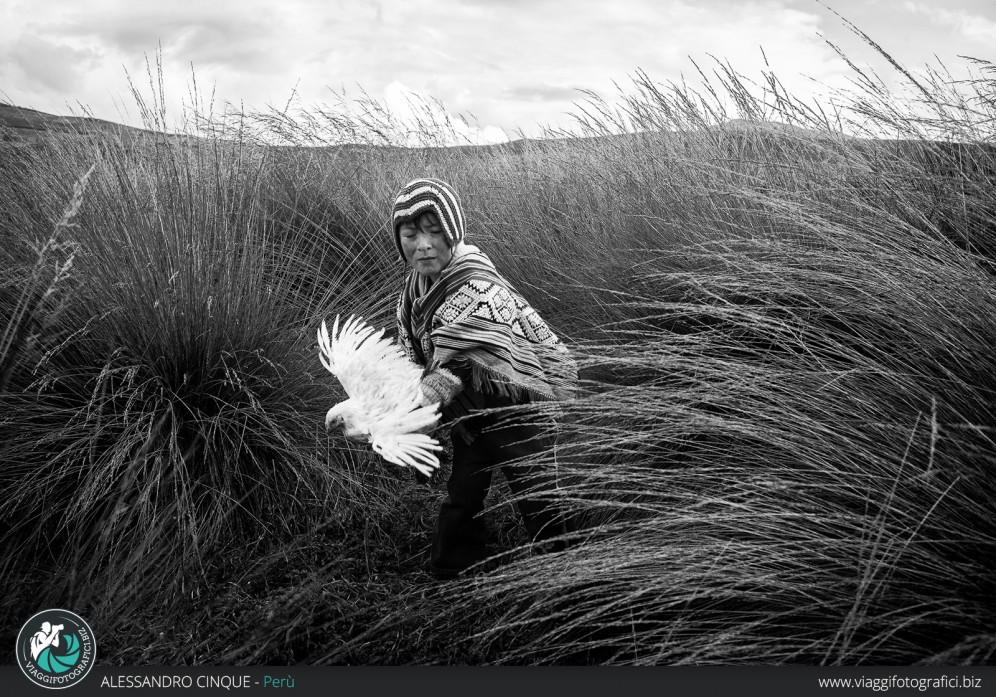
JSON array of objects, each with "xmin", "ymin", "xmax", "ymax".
[{"xmin": 391, "ymin": 178, "xmax": 466, "ymax": 260}]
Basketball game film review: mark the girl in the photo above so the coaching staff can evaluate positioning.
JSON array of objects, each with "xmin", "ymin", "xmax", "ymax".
[{"xmin": 392, "ymin": 178, "xmax": 577, "ymax": 578}]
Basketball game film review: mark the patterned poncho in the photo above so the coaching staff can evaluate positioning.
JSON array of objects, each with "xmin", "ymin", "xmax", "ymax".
[{"xmin": 396, "ymin": 243, "xmax": 577, "ymax": 426}]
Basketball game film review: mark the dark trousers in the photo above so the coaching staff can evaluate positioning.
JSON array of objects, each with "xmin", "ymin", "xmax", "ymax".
[{"xmin": 430, "ymin": 410, "xmax": 571, "ymax": 576}]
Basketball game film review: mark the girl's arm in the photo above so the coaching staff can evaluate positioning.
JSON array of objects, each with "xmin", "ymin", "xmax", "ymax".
[{"xmin": 418, "ymin": 361, "xmax": 466, "ymax": 407}]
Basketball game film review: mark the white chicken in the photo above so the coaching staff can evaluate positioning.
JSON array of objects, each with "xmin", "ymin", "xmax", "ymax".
[{"xmin": 317, "ymin": 314, "xmax": 443, "ymax": 476}]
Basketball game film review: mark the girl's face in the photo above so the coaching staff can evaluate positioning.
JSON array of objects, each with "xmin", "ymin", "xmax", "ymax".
[{"xmin": 398, "ymin": 211, "xmax": 453, "ymax": 282}]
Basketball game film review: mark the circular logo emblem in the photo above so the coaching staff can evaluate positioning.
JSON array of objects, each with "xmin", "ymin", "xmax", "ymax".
[{"xmin": 17, "ymin": 609, "xmax": 97, "ymax": 689}]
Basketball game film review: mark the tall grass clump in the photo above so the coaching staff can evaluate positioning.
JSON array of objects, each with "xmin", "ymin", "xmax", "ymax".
[{"xmin": 0, "ymin": 104, "xmax": 405, "ymax": 653}]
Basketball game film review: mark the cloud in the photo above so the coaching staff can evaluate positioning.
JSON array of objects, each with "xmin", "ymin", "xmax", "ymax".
[
  {"xmin": 417, "ymin": 0, "xmax": 849, "ymax": 132},
  {"xmin": 381, "ymin": 81, "xmax": 509, "ymax": 145},
  {"xmin": 902, "ymin": 2, "xmax": 996, "ymax": 46},
  {"xmin": 5, "ymin": 34, "xmax": 101, "ymax": 94},
  {"xmin": 503, "ymin": 85, "xmax": 585, "ymax": 103},
  {"xmin": 51, "ymin": 5, "xmax": 283, "ymax": 72},
  {"xmin": 1, "ymin": 0, "xmax": 985, "ymax": 140},
  {"xmin": 1, "ymin": 1, "xmax": 368, "ymax": 126},
  {"xmin": 1, "ymin": 0, "xmax": 845, "ymax": 135}
]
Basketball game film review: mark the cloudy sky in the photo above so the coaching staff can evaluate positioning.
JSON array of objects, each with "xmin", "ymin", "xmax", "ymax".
[{"xmin": 1, "ymin": 0, "xmax": 994, "ymax": 142}]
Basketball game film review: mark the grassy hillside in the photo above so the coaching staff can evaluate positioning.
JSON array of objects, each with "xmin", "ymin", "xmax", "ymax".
[
  {"xmin": 0, "ymin": 102, "xmax": 151, "ymax": 145},
  {"xmin": 1, "ymin": 54, "xmax": 995, "ymax": 666}
]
